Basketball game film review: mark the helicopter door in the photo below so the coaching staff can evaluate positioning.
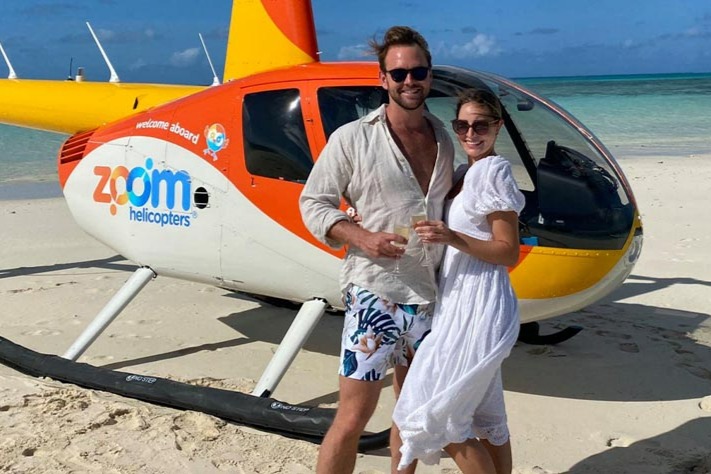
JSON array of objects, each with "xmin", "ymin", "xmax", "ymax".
[{"xmin": 219, "ymin": 85, "xmax": 334, "ymax": 298}]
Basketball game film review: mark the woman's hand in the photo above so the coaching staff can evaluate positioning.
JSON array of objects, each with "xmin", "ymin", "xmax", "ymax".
[
  {"xmin": 413, "ymin": 220, "xmax": 454, "ymax": 244},
  {"xmin": 346, "ymin": 207, "xmax": 363, "ymax": 226},
  {"xmin": 414, "ymin": 213, "xmax": 520, "ymax": 266}
]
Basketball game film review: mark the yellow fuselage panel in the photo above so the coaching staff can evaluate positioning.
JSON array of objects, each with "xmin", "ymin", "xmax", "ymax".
[
  {"xmin": 510, "ymin": 221, "xmax": 638, "ymax": 299},
  {"xmin": 0, "ymin": 79, "xmax": 204, "ymax": 134},
  {"xmin": 511, "ymin": 248, "xmax": 623, "ymax": 299}
]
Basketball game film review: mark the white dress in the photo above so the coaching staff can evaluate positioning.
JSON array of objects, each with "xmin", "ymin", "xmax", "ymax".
[{"xmin": 393, "ymin": 155, "xmax": 526, "ymax": 468}]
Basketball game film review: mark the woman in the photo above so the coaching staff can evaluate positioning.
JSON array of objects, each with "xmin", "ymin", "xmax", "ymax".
[{"xmin": 392, "ymin": 88, "xmax": 525, "ymax": 474}]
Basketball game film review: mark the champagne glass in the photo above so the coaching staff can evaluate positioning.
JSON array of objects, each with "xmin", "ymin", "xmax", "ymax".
[
  {"xmin": 391, "ymin": 223, "xmax": 410, "ymax": 273},
  {"xmin": 410, "ymin": 214, "xmax": 426, "ymax": 226},
  {"xmin": 410, "ymin": 213, "xmax": 431, "ymax": 266}
]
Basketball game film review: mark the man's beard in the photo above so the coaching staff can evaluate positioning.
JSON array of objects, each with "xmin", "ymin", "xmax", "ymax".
[{"xmin": 388, "ymin": 87, "xmax": 427, "ymax": 111}]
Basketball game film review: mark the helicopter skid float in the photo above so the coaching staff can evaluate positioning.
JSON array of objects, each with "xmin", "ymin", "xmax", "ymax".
[{"xmin": 0, "ymin": 0, "xmax": 642, "ymax": 448}]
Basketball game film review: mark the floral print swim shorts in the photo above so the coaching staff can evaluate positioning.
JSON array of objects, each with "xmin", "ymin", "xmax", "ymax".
[{"xmin": 339, "ymin": 285, "xmax": 434, "ymax": 381}]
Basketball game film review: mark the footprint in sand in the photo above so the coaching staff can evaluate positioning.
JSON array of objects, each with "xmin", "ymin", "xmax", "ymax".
[
  {"xmin": 34, "ymin": 319, "xmax": 55, "ymax": 326},
  {"xmin": 172, "ymin": 411, "xmax": 224, "ymax": 440},
  {"xmin": 651, "ymin": 328, "xmax": 711, "ymax": 379},
  {"xmin": 525, "ymin": 346, "xmax": 566, "ymax": 358},
  {"xmin": 7, "ymin": 287, "xmax": 34, "ymax": 294},
  {"xmin": 123, "ymin": 319, "xmax": 160, "ymax": 326},
  {"xmin": 618, "ymin": 342, "xmax": 639, "ymax": 353},
  {"xmin": 678, "ymin": 363, "xmax": 711, "ymax": 380},
  {"xmin": 671, "ymin": 453, "xmax": 711, "ymax": 473},
  {"xmin": 674, "ymin": 348, "xmax": 701, "ymax": 364},
  {"xmin": 595, "ymin": 330, "xmax": 632, "ymax": 340},
  {"xmin": 84, "ymin": 407, "xmax": 132, "ymax": 431},
  {"xmin": 171, "ymin": 412, "xmax": 225, "ymax": 454}
]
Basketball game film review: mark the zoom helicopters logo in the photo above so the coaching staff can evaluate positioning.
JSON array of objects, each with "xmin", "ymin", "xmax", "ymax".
[{"xmin": 93, "ymin": 158, "xmax": 193, "ymax": 227}]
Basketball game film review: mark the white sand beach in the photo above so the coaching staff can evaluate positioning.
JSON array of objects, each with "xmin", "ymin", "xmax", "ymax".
[{"xmin": 1, "ymin": 153, "xmax": 710, "ymax": 473}]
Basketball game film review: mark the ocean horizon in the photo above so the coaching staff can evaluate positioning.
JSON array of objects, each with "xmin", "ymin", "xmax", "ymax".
[
  {"xmin": 1, "ymin": 71, "xmax": 709, "ymax": 197},
  {"xmin": 515, "ymin": 71, "xmax": 711, "ymax": 82}
]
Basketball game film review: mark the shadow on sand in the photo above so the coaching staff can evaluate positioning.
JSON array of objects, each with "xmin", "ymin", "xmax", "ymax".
[
  {"xmin": 504, "ymin": 273, "xmax": 711, "ymax": 402},
  {"xmin": 87, "ymin": 271, "xmax": 711, "ymax": 403},
  {"xmin": 0, "ymin": 255, "xmax": 135, "ymax": 279},
  {"xmin": 29, "ymin": 265, "xmax": 708, "ymax": 404},
  {"xmin": 565, "ymin": 418, "xmax": 711, "ymax": 473}
]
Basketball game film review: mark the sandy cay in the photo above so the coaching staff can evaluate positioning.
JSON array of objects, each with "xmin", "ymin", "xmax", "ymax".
[{"xmin": 0, "ymin": 153, "xmax": 710, "ymax": 473}]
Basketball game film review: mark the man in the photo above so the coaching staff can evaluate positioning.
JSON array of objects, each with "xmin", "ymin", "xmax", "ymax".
[{"xmin": 299, "ymin": 26, "xmax": 454, "ymax": 473}]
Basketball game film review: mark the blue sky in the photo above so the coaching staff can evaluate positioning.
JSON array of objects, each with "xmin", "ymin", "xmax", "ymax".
[{"xmin": 0, "ymin": 0, "xmax": 709, "ymax": 85}]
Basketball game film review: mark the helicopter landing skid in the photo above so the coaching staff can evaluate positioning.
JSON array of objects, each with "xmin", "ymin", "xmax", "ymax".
[
  {"xmin": 517, "ymin": 321, "xmax": 583, "ymax": 345},
  {"xmin": 0, "ymin": 335, "xmax": 389, "ymax": 452}
]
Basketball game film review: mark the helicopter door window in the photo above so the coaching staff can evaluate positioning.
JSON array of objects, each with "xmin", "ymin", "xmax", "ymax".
[
  {"xmin": 243, "ymin": 89, "xmax": 313, "ymax": 183},
  {"xmin": 317, "ymin": 87, "xmax": 388, "ymax": 139}
]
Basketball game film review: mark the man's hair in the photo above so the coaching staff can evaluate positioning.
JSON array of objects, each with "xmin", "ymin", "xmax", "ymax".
[
  {"xmin": 455, "ymin": 88, "xmax": 503, "ymax": 120},
  {"xmin": 368, "ymin": 26, "xmax": 432, "ymax": 71}
]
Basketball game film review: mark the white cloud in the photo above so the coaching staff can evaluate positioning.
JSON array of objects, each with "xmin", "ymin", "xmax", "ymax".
[
  {"xmin": 448, "ymin": 34, "xmax": 499, "ymax": 59},
  {"xmin": 96, "ymin": 28, "xmax": 116, "ymax": 41},
  {"xmin": 337, "ymin": 44, "xmax": 370, "ymax": 60},
  {"xmin": 431, "ymin": 40, "xmax": 449, "ymax": 58},
  {"xmin": 129, "ymin": 58, "xmax": 147, "ymax": 71},
  {"xmin": 170, "ymin": 47, "xmax": 200, "ymax": 67},
  {"xmin": 682, "ymin": 26, "xmax": 711, "ymax": 38}
]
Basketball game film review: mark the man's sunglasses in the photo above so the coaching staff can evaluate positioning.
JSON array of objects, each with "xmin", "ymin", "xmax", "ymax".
[
  {"xmin": 451, "ymin": 119, "xmax": 500, "ymax": 136},
  {"xmin": 385, "ymin": 66, "xmax": 430, "ymax": 83}
]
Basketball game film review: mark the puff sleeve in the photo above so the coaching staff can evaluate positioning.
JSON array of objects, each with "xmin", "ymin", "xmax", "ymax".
[
  {"xmin": 463, "ymin": 156, "xmax": 524, "ymax": 217},
  {"xmin": 448, "ymin": 156, "xmax": 525, "ymax": 240}
]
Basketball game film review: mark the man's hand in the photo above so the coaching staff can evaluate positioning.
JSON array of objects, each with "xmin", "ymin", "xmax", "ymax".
[
  {"xmin": 355, "ymin": 231, "xmax": 407, "ymax": 260},
  {"xmin": 328, "ymin": 220, "xmax": 406, "ymax": 259}
]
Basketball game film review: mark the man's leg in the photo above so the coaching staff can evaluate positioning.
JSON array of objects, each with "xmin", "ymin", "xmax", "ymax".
[
  {"xmin": 316, "ymin": 376, "xmax": 383, "ymax": 474},
  {"xmin": 390, "ymin": 364, "xmax": 417, "ymax": 474}
]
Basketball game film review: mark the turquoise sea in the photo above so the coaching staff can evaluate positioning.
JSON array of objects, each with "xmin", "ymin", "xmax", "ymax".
[
  {"xmin": 0, "ymin": 72, "xmax": 709, "ymax": 192},
  {"xmin": 518, "ymin": 72, "xmax": 711, "ymax": 157}
]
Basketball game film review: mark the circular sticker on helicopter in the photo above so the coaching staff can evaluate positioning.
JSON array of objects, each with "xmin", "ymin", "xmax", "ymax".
[{"xmin": 204, "ymin": 123, "xmax": 229, "ymax": 160}]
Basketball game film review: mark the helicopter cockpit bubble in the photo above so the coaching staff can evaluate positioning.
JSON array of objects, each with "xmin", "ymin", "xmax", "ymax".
[{"xmin": 427, "ymin": 67, "xmax": 635, "ymax": 252}]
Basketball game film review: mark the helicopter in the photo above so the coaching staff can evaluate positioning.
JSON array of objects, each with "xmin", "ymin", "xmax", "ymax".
[{"xmin": 0, "ymin": 0, "xmax": 642, "ymax": 449}]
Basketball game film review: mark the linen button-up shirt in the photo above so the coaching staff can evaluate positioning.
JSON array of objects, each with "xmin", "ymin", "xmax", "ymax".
[{"xmin": 300, "ymin": 105, "xmax": 454, "ymax": 304}]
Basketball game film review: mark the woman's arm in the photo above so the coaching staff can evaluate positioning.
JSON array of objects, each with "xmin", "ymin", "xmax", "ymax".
[{"xmin": 414, "ymin": 210, "xmax": 520, "ymax": 266}]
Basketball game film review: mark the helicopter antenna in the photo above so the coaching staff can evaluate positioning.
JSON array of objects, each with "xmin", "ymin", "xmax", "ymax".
[
  {"xmin": 199, "ymin": 33, "xmax": 220, "ymax": 86},
  {"xmin": 86, "ymin": 21, "xmax": 120, "ymax": 83},
  {"xmin": 0, "ymin": 42, "xmax": 18, "ymax": 79},
  {"xmin": 66, "ymin": 57, "xmax": 74, "ymax": 80}
]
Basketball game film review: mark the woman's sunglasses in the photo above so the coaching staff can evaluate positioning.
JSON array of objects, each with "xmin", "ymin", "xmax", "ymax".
[
  {"xmin": 385, "ymin": 66, "xmax": 430, "ymax": 83},
  {"xmin": 451, "ymin": 119, "xmax": 500, "ymax": 136}
]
